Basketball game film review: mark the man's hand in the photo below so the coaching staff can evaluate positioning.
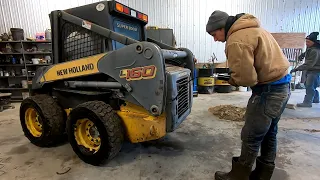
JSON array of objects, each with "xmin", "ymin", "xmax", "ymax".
[{"xmin": 290, "ymin": 69, "xmax": 297, "ymax": 74}]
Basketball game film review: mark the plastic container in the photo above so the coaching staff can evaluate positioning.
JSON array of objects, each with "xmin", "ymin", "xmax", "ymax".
[
  {"xmin": 193, "ymin": 69, "xmax": 198, "ymax": 93},
  {"xmin": 198, "ymin": 68, "xmax": 215, "ymax": 94},
  {"xmin": 12, "ymin": 57, "xmax": 16, "ymax": 64},
  {"xmin": 32, "ymin": 58, "xmax": 40, "ymax": 64},
  {"xmin": 10, "ymin": 28, "xmax": 24, "ymax": 41},
  {"xmin": 21, "ymin": 80, "xmax": 28, "ymax": 88},
  {"xmin": 21, "ymin": 69, "xmax": 27, "ymax": 76},
  {"xmin": 22, "ymin": 92, "xmax": 29, "ymax": 99},
  {"xmin": 36, "ymin": 32, "xmax": 45, "ymax": 41},
  {"xmin": 215, "ymin": 79, "xmax": 232, "ymax": 93},
  {"xmin": 45, "ymin": 29, "xmax": 51, "ymax": 40},
  {"xmin": 239, "ymin": 86, "xmax": 248, "ymax": 92}
]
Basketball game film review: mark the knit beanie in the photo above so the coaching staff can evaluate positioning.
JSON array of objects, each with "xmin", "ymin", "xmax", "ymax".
[
  {"xmin": 306, "ymin": 32, "xmax": 319, "ymax": 43},
  {"xmin": 206, "ymin": 10, "xmax": 229, "ymax": 33}
]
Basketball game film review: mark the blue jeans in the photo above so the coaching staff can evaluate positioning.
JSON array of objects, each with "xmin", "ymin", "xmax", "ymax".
[
  {"xmin": 304, "ymin": 72, "xmax": 320, "ymax": 104},
  {"xmin": 239, "ymin": 83, "xmax": 290, "ymax": 166}
]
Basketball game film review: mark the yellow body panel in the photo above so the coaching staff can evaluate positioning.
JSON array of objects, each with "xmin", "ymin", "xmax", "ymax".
[
  {"xmin": 215, "ymin": 79, "xmax": 230, "ymax": 86},
  {"xmin": 40, "ymin": 53, "xmax": 107, "ymax": 82},
  {"xmin": 198, "ymin": 77, "xmax": 215, "ymax": 86},
  {"xmin": 117, "ymin": 102, "xmax": 166, "ymax": 143}
]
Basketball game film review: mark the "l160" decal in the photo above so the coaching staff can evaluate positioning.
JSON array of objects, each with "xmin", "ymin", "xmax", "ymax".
[{"xmin": 119, "ymin": 65, "xmax": 157, "ymax": 81}]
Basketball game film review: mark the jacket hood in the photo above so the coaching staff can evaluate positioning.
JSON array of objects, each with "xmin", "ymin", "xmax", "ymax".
[{"xmin": 227, "ymin": 14, "xmax": 260, "ymax": 38}]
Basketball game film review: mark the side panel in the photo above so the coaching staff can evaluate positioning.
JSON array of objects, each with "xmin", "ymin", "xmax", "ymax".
[
  {"xmin": 98, "ymin": 42, "xmax": 166, "ymax": 115},
  {"xmin": 38, "ymin": 53, "xmax": 106, "ymax": 83}
]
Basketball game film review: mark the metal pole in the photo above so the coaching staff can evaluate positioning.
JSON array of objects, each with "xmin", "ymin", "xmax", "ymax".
[
  {"xmin": 161, "ymin": 49, "xmax": 187, "ymax": 59},
  {"xmin": 66, "ymin": 81, "xmax": 123, "ymax": 89}
]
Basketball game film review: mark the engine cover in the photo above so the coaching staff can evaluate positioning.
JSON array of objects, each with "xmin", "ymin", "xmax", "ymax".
[{"xmin": 165, "ymin": 64, "xmax": 193, "ymax": 132}]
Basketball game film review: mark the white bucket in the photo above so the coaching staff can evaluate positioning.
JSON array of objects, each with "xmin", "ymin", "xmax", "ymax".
[
  {"xmin": 239, "ymin": 86, "xmax": 247, "ymax": 92},
  {"xmin": 22, "ymin": 92, "xmax": 29, "ymax": 99},
  {"xmin": 32, "ymin": 58, "xmax": 40, "ymax": 64},
  {"xmin": 21, "ymin": 80, "xmax": 28, "ymax": 88}
]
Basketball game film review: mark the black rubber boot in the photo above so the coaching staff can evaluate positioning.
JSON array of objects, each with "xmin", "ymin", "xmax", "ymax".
[
  {"xmin": 313, "ymin": 98, "xmax": 319, "ymax": 103},
  {"xmin": 215, "ymin": 157, "xmax": 252, "ymax": 180},
  {"xmin": 250, "ymin": 157, "xmax": 275, "ymax": 180}
]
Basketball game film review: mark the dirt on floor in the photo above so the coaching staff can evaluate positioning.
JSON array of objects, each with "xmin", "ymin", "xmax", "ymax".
[
  {"xmin": 304, "ymin": 129, "xmax": 320, "ymax": 133},
  {"xmin": 208, "ymin": 105, "xmax": 246, "ymax": 122}
]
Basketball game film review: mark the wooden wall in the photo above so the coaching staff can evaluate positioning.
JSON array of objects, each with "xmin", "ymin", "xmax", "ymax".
[{"xmin": 271, "ymin": 33, "xmax": 306, "ymax": 49}]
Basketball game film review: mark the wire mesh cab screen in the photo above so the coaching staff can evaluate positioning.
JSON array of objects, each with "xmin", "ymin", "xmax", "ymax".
[
  {"xmin": 61, "ymin": 20, "xmax": 104, "ymax": 61},
  {"xmin": 112, "ymin": 18, "xmax": 141, "ymax": 50}
]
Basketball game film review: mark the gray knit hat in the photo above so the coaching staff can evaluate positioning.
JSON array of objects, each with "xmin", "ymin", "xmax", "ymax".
[{"xmin": 206, "ymin": 10, "xmax": 229, "ymax": 33}]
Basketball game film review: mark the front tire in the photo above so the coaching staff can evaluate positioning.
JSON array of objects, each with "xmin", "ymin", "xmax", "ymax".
[
  {"xmin": 20, "ymin": 94, "xmax": 66, "ymax": 147},
  {"xmin": 67, "ymin": 101, "xmax": 124, "ymax": 166}
]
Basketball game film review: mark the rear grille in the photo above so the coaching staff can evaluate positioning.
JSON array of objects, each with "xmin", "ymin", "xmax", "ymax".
[{"xmin": 176, "ymin": 76, "xmax": 190, "ymax": 118}]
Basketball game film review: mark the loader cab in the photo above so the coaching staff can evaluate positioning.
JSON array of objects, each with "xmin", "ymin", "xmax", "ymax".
[
  {"xmin": 51, "ymin": 0, "xmax": 148, "ymax": 63},
  {"xmin": 109, "ymin": 2, "xmax": 148, "ymax": 50}
]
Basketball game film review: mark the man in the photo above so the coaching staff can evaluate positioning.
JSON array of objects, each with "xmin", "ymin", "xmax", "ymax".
[
  {"xmin": 291, "ymin": 32, "xmax": 320, "ymax": 107},
  {"xmin": 206, "ymin": 11, "xmax": 291, "ymax": 180}
]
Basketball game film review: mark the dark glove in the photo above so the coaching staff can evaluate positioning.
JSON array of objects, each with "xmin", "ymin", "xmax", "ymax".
[
  {"xmin": 298, "ymin": 52, "xmax": 305, "ymax": 61},
  {"xmin": 290, "ymin": 69, "xmax": 297, "ymax": 74}
]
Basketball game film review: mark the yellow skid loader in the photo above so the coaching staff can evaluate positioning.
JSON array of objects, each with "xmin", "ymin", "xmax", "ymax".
[{"xmin": 20, "ymin": 0, "xmax": 194, "ymax": 166}]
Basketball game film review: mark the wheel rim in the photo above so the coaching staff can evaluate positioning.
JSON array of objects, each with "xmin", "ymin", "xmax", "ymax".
[
  {"xmin": 25, "ymin": 108, "xmax": 43, "ymax": 137},
  {"xmin": 74, "ymin": 119, "xmax": 101, "ymax": 153}
]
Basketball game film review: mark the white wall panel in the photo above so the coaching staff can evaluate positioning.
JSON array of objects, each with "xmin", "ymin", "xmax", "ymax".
[{"xmin": 0, "ymin": 0, "xmax": 319, "ymax": 62}]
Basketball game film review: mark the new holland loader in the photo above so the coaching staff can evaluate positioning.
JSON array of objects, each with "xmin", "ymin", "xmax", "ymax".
[{"xmin": 20, "ymin": 0, "xmax": 194, "ymax": 165}]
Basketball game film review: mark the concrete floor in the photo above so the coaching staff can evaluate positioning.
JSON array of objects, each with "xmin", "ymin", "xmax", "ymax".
[{"xmin": 0, "ymin": 90, "xmax": 319, "ymax": 180}]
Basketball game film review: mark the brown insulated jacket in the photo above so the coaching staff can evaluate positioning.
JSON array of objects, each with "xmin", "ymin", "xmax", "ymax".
[{"xmin": 225, "ymin": 14, "xmax": 290, "ymax": 87}]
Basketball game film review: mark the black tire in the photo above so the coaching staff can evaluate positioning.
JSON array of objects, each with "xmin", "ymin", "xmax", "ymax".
[
  {"xmin": 66, "ymin": 101, "xmax": 124, "ymax": 166},
  {"xmin": 20, "ymin": 94, "xmax": 66, "ymax": 147}
]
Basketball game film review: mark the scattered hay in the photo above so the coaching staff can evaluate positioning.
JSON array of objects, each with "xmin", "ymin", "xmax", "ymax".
[
  {"xmin": 208, "ymin": 105, "xmax": 246, "ymax": 122},
  {"xmin": 286, "ymin": 103, "xmax": 296, "ymax": 110}
]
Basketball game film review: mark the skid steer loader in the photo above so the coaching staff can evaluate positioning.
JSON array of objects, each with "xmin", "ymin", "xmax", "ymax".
[{"xmin": 20, "ymin": 0, "xmax": 194, "ymax": 166}]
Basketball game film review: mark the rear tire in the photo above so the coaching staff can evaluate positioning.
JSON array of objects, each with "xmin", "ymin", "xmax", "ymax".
[
  {"xmin": 20, "ymin": 94, "xmax": 66, "ymax": 147},
  {"xmin": 67, "ymin": 101, "xmax": 124, "ymax": 166}
]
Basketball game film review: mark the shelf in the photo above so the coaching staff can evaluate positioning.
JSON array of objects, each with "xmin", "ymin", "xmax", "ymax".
[
  {"xmin": 22, "ymin": 41, "xmax": 51, "ymax": 43},
  {"xmin": 0, "ymin": 52, "xmax": 51, "ymax": 55},
  {"xmin": 0, "ymin": 87, "xmax": 28, "ymax": 90},
  {"xmin": 0, "ymin": 52, "xmax": 22, "ymax": 55},
  {"xmin": 0, "ymin": 63, "xmax": 51, "ymax": 67},
  {"xmin": 24, "ymin": 52, "xmax": 51, "ymax": 55},
  {"xmin": 0, "ymin": 41, "xmax": 51, "ymax": 43},
  {"xmin": 26, "ymin": 63, "xmax": 52, "ymax": 66},
  {"xmin": 0, "ymin": 41, "xmax": 21, "ymax": 43},
  {"xmin": 0, "ymin": 75, "xmax": 34, "ymax": 78},
  {"xmin": 0, "ymin": 76, "xmax": 27, "ymax": 78},
  {"xmin": 11, "ymin": 99, "xmax": 23, "ymax": 102},
  {"xmin": 0, "ymin": 64, "xmax": 25, "ymax": 67},
  {"xmin": 11, "ymin": 95, "xmax": 23, "ymax": 99}
]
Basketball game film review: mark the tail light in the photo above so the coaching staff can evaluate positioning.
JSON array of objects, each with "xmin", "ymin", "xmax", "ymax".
[{"xmin": 114, "ymin": 2, "xmax": 148, "ymax": 23}]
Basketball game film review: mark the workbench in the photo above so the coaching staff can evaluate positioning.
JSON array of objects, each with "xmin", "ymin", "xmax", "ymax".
[{"xmin": 0, "ymin": 93, "xmax": 14, "ymax": 112}]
